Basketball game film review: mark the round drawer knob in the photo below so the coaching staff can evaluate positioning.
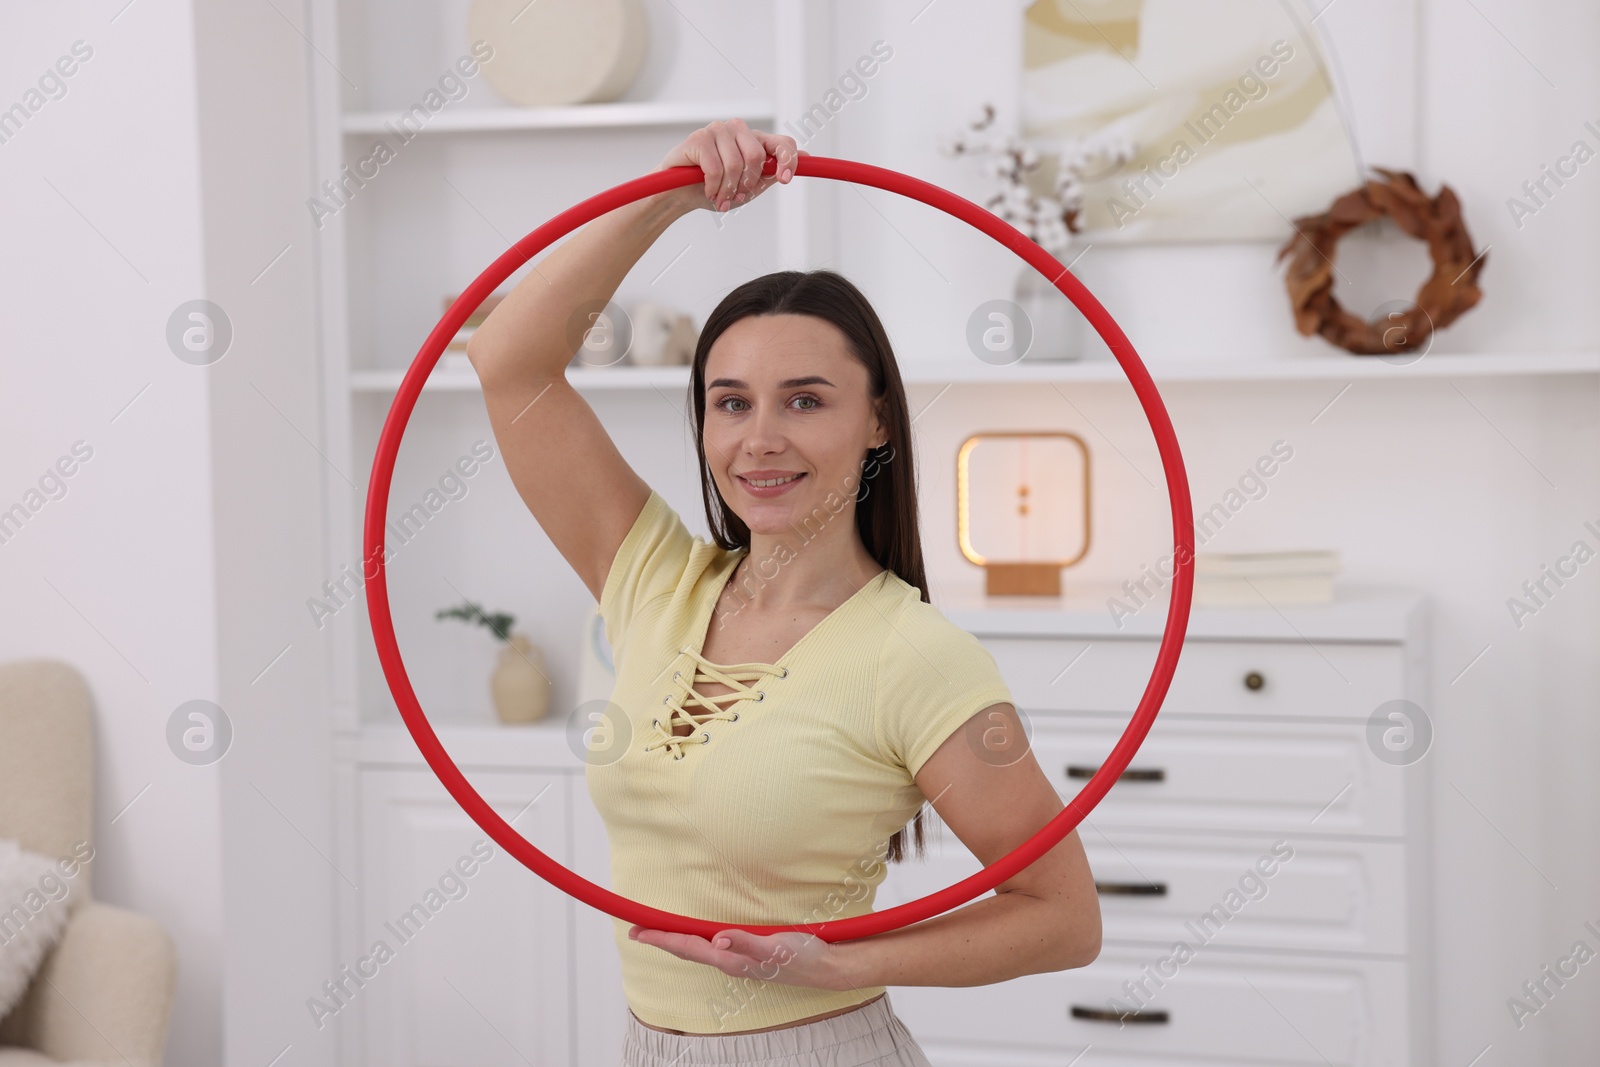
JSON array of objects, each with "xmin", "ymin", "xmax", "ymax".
[{"xmin": 1243, "ymin": 671, "xmax": 1265, "ymax": 691}]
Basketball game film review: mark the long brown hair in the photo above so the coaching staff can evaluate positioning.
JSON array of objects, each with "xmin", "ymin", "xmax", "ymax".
[{"xmin": 688, "ymin": 268, "xmax": 936, "ymax": 864}]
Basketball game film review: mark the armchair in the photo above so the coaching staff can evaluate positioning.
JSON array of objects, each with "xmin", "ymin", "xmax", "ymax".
[{"xmin": 0, "ymin": 660, "xmax": 176, "ymax": 1066}]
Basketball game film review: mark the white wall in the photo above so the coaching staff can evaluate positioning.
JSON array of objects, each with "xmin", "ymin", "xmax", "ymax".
[
  {"xmin": 0, "ymin": 2, "xmax": 223, "ymax": 1064},
  {"xmin": 1, "ymin": 1, "xmax": 336, "ymax": 1065}
]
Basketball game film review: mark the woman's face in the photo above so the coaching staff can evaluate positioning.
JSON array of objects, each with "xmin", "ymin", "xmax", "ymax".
[{"xmin": 702, "ymin": 313, "xmax": 886, "ymax": 536}]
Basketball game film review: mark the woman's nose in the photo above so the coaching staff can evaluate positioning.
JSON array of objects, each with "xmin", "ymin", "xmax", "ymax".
[{"xmin": 739, "ymin": 404, "xmax": 788, "ymax": 451}]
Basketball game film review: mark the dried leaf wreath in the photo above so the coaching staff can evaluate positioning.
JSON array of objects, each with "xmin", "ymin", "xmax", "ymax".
[{"xmin": 1275, "ymin": 167, "xmax": 1487, "ymax": 356}]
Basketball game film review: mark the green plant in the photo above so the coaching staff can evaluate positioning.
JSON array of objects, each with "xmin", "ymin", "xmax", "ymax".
[{"xmin": 435, "ymin": 599, "xmax": 515, "ymax": 642}]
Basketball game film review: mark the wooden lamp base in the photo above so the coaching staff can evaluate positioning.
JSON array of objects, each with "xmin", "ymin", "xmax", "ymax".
[{"xmin": 984, "ymin": 562, "xmax": 1061, "ymax": 597}]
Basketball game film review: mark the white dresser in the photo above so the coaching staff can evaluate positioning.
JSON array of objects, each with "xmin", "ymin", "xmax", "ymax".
[
  {"xmin": 875, "ymin": 584, "xmax": 1433, "ymax": 1066},
  {"xmin": 335, "ymin": 585, "xmax": 1431, "ymax": 1066}
]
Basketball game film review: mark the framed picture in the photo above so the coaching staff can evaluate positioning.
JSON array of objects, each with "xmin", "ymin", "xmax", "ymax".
[{"xmin": 1021, "ymin": 0, "xmax": 1416, "ymax": 242}]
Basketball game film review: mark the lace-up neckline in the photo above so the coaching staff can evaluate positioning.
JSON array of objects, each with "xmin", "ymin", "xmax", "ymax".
[
  {"xmin": 641, "ymin": 563, "xmax": 889, "ymax": 761},
  {"xmin": 645, "ymin": 647, "xmax": 788, "ymax": 760}
]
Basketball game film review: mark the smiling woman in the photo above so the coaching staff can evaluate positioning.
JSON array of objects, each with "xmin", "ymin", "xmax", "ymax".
[{"xmin": 465, "ymin": 118, "xmax": 1100, "ymax": 1064}]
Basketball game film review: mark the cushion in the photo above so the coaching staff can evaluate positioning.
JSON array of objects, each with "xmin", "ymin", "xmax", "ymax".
[{"xmin": 0, "ymin": 840, "xmax": 77, "ymax": 1023}]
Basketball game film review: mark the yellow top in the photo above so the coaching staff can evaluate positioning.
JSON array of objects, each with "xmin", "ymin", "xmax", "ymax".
[{"xmin": 586, "ymin": 488, "xmax": 1016, "ymax": 1034}]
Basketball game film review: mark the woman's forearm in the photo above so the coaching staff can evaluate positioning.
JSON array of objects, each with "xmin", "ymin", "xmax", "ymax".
[
  {"xmin": 830, "ymin": 889, "xmax": 1098, "ymax": 991},
  {"xmin": 466, "ymin": 188, "xmax": 690, "ymax": 383}
]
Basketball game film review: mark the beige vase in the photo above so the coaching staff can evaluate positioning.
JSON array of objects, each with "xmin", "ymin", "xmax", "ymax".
[
  {"xmin": 467, "ymin": 0, "xmax": 648, "ymax": 107},
  {"xmin": 491, "ymin": 634, "xmax": 551, "ymax": 725}
]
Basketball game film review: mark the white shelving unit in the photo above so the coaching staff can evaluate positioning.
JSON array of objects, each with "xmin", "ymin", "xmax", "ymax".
[
  {"xmin": 348, "ymin": 349, "xmax": 1600, "ymax": 394},
  {"xmin": 313, "ymin": 0, "xmax": 1600, "ymax": 737},
  {"xmin": 319, "ymin": 0, "xmax": 818, "ymax": 736},
  {"xmin": 313, "ymin": 3, "xmax": 818, "ymax": 1065},
  {"xmin": 342, "ymin": 98, "xmax": 777, "ymax": 135}
]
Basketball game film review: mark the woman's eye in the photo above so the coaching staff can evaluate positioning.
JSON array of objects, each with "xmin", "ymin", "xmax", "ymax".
[{"xmin": 713, "ymin": 395, "xmax": 821, "ymax": 413}]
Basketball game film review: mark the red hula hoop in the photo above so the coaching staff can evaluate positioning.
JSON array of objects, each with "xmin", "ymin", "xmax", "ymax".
[{"xmin": 364, "ymin": 153, "xmax": 1195, "ymax": 942}]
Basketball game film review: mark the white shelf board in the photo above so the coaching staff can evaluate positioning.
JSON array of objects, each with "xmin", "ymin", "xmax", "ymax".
[
  {"xmin": 347, "ymin": 351, "xmax": 1600, "ymax": 395},
  {"xmin": 342, "ymin": 99, "xmax": 776, "ymax": 136},
  {"xmin": 348, "ymin": 366, "xmax": 688, "ymax": 393},
  {"xmin": 905, "ymin": 350, "xmax": 1600, "ymax": 383},
  {"xmin": 945, "ymin": 583, "xmax": 1427, "ymax": 643}
]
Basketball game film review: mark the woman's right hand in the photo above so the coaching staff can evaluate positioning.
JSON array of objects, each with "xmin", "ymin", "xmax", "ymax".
[{"xmin": 654, "ymin": 118, "xmax": 806, "ymax": 214}]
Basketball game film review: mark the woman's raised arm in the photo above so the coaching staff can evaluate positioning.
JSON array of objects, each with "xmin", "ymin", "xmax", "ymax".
[{"xmin": 465, "ymin": 119, "xmax": 802, "ymax": 601}]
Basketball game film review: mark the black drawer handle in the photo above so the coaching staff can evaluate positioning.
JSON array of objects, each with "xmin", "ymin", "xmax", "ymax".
[
  {"xmin": 1244, "ymin": 670, "xmax": 1265, "ymax": 691},
  {"xmin": 1095, "ymin": 880, "xmax": 1168, "ymax": 896},
  {"xmin": 1066, "ymin": 764, "xmax": 1165, "ymax": 782},
  {"xmin": 1071, "ymin": 1004, "xmax": 1170, "ymax": 1025}
]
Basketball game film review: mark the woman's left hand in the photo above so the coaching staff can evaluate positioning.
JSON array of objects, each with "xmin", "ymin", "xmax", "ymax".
[{"xmin": 628, "ymin": 925, "xmax": 850, "ymax": 991}]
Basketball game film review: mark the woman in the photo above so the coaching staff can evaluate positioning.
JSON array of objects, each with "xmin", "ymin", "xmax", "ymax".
[{"xmin": 468, "ymin": 118, "xmax": 1101, "ymax": 1067}]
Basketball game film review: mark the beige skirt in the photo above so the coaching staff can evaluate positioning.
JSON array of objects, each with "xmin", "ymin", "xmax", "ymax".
[{"xmin": 619, "ymin": 992, "xmax": 934, "ymax": 1066}]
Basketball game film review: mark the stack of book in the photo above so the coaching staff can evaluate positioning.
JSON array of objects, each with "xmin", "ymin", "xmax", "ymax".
[
  {"xmin": 443, "ymin": 292, "xmax": 504, "ymax": 351},
  {"xmin": 1192, "ymin": 549, "xmax": 1340, "ymax": 606},
  {"xmin": 437, "ymin": 293, "xmax": 504, "ymax": 374}
]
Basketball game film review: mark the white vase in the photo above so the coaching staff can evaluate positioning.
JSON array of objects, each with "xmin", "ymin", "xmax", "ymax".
[
  {"xmin": 492, "ymin": 634, "xmax": 551, "ymax": 725},
  {"xmin": 1013, "ymin": 264, "xmax": 1086, "ymax": 362}
]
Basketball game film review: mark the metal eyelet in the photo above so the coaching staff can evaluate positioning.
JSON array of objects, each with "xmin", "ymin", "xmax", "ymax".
[
  {"xmin": 673, "ymin": 671, "xmax": 681, "ymax": 681},
  {"xmin": 730, "ymin": 712, "xmax": 740, "ymax": 722},
  {"xmin": 652, "ymin": 718, "xmax": 660, "ymax": 729},
  {"xmin": 674, "ymin": 752, "xmax": 685, "ymax": 760},
  {"xmin": 780, "ymin": 668, "xmax": 789, "ymax": 679},
  {"xmin": 700, "ymin": 732, "xmax": 712, "ymax": 743},
  {"xmin": 756, "ymin": 691, "xmax": 766, "ymax": 702}
]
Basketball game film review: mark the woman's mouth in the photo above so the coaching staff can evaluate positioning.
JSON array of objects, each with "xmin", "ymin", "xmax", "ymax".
[{"xmin": 738, "ymin": 472, "xmax": 806, "ymax": 498}]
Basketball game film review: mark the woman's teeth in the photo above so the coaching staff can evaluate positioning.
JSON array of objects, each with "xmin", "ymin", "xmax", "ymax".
[{"xmin": 747, "ymin": 474, "xmax": 801, "ymax": 487}]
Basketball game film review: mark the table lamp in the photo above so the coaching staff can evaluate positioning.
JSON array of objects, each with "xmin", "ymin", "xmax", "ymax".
[{"xmin": 956, "ymin": 430, "xmax": 1091, "ymax": 596}]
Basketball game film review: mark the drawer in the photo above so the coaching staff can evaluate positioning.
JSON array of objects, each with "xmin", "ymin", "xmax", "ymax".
[
  {"xmin": 889, "ymin": 949, "xmax": 1409, "ymax": 1065},
  {"xmin": 984, "ymin": 636, "xmax": 1403, "ymax": 719},
  {"xmin": 879, "ymin": 829, "xmax": 1407, "ymax": 956},
  {"xmin": 1087, "ymin": 835, "xmax": 1408, "ymax": 955},
  {"xmin": 1026, "ymin": 717, "xmax": 1404, "ymax": 836}
]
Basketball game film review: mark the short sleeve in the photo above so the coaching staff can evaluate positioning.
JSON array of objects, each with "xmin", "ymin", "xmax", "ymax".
[
  {"xmin": 875, "ymin": 605, "xmax": 1016, "ymax": 779},
  {"xmin": 598, "ymin": 489, "xmax": 696, "ymax": 655}
]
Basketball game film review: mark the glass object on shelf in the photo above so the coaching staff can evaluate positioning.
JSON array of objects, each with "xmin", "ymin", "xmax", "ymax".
[{"xmin": 1013, "ymin": 265, "xmax": 1087, "ymax": 361}]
